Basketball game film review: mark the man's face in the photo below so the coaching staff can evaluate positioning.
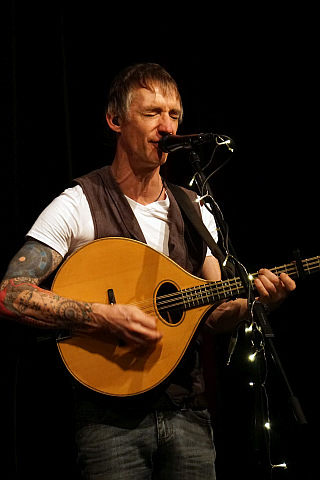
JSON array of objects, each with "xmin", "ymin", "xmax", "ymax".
[{"xmin": 118, "ymin": 84, "xmax": 182, "ymax": 169}]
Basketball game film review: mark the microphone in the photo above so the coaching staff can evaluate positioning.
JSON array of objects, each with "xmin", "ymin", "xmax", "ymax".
[
  {"xmin": 158, "ymin": 133, "xmax": 235, "ymax": 153},
  {"xmin": 158, "ymin": 133, "xmax": 215, "ymax": 152}
]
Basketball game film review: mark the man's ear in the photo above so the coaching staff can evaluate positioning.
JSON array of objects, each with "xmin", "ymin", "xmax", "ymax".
[{"xmin": 106, "ymin": 113, "xmax": 121, "ymax": 132}]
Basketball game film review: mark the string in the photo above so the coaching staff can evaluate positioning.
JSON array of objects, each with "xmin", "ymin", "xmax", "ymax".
[
  {"xmin": 132, "ymin": 257, "xmax": 320, "ymax": 313},
  {"xmin": 127, "ymin": 256, "xmax": 320, "ymax": 315}
]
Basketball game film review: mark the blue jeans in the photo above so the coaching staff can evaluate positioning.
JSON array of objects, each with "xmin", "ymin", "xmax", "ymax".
[{"xmin": 75, "ymin": 402, "xmax": 216, "ymax": 479}]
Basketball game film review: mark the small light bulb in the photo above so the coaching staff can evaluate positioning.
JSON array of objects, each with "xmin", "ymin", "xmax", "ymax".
[
  {"xmin": 248, "ymin": 274, "xmax": 254, "ymax": 281},
  {"xmin": 249, "ymin": 382, "xmax": 254, "ymax": 387},
  {"xmin": 245, "ymin": 324, "xmax": 253, "ymax": 333},
  {"xmin": 272, "ymin": 463, "xmax": 287, "ymax": 469},
  {"xmin": 264, "ymin": 422, "xmax": 271, "ymax": 430},
  {"xmin": 248, "ymin": 352, "xmax": 256, "ymax": 362}
]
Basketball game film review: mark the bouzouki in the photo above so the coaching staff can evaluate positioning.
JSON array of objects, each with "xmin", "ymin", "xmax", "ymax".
[{"xmin": 52, "ymin": 237, "xmax": 320, "ymax": 397}]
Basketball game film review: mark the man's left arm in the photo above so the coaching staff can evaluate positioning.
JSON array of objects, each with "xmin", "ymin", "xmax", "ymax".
[{"xmin": 202, "ymin": 256, "xmax": 296, "ymax": 333}]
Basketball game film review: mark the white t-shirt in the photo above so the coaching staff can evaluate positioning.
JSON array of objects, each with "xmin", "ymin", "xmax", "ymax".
[{"xmin": 27, "ymin": 185, "xmax": 218, "ymax": 259}]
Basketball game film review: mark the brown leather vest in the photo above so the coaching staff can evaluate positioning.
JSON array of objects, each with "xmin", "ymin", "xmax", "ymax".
[{"xmin": 75, "ymin": 165, "xmax": 206, "ymax": 276}]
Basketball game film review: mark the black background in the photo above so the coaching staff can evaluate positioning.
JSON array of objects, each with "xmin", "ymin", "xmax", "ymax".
[{"xmin": 2, "ymin": 2, "xmax": 319, "ymax": 479}]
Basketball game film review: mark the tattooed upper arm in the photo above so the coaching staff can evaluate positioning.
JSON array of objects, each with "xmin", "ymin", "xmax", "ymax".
[
  {"xmin": 0, "ymin": 241, "xmax": 94, "ymax": 330},
  {"xmin": 1, "ymin": 240, "xmax": 63, "ymax": 287}
]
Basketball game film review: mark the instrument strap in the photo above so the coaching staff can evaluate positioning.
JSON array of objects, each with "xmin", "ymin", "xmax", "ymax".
[{"xmin": 166, "ymin": 181, "xmax": 235, "ymax": 279}]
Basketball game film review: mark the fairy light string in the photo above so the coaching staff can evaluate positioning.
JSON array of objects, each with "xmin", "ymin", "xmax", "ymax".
[{"xmin": 129, "ymin": 254, "xmax": 317, "ymax": 473}]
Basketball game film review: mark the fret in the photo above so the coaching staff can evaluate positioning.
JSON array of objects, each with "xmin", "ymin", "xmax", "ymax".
[
  {"xmin": 224, "ymin": 279, "xmax": 232, "ymax": 298},
  {"xmin": 285, "ymin": 264, "xmax": 290, "ymax": 275},
  {"xmin": 208, "ymin": 281, "xmax": 224, "ymax": 301},
  {"xmin": 203, "ymin": 283, "xmax": 215, "ymax": 304},
  {"xmin": 218, "ymin": 282, "xmax": 228, "ymax": 300},
  {"xmin": 303, "ymin": 259, "xmax": 311, "ymax": 275},
  {"xmin": 193, "ymin": 285, "xmax": 204, "ymax": 306},
  {"xmin": 217, "ymin": 280, "xmax": 223, "ymax": 296},
  {"xmin": 284, "ymin": 263, "xmax": 294, "ymax": 276},
  {"xmin": 181, "ymin": 286, "xmax": 206, "ymax": 309},
  {"xmin": 233, "ymin": 277, "xmax": 244, "ymax": 296},
  {"xmin": 227, "ymin": 279, "xmax": 234, "ymax": 298},
  {"xmin": 181, "ymin": 290, "xmax": 193, "ymax": 309},
  {"xmin": 203, "ymin": 282, "xmax": 227, "ymax": 304},
  {"xmin": 303, "ymin": 256, "xmax": 320, "ymax": 275}
]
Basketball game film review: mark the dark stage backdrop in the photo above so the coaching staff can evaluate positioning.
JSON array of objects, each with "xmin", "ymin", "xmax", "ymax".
[{"xmin": 1, "ymin": 2, "xmax": 319, "ymax": 479}]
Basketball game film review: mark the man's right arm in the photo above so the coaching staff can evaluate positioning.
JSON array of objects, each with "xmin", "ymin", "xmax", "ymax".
[
  {"xmin": 0, "ymin": 239, "xmax": 95, "ymax": 333},
  {"xmin": 0, "ymin": 240, "xmax": 162, "ymax": 346}
]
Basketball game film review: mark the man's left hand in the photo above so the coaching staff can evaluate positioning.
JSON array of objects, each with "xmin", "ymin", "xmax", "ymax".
[{"xmin": 254, "ymin": 269, "xmax": 296, "ymax": 312}]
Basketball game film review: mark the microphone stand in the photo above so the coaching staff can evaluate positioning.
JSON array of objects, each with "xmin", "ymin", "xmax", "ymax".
[{"xmin": 188, "ymin": 147, "xmax": 307, "ymax": 478}]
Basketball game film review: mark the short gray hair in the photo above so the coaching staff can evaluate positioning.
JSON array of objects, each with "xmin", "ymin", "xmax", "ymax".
[{"xmin": 107, "ymin": 63, "xmax": 183, "ymax": 122}]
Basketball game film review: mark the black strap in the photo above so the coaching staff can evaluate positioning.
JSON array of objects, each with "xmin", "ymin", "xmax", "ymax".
[{"xmin": 166, "ymin": 181, "xmax": 235, "ymax": 279}]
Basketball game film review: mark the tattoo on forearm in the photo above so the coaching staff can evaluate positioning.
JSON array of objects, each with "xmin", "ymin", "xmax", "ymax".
[
  {"xmin": 1, "ymin": 279, "xmax": 93, "ymax": 331},
  {"xmin": 1, "ymin": 240, "xmax": 93, "ymax": 332}
]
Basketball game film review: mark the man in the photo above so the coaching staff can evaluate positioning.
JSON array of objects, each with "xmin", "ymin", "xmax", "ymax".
[{"xmin": 0, "ymin": 63, "xmax": 295, "ymax": 479}]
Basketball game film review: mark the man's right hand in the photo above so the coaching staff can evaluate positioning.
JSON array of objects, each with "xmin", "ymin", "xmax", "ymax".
[{"xmin": 91, "ymin": 303, "xmax": 163, "ymax": 347}]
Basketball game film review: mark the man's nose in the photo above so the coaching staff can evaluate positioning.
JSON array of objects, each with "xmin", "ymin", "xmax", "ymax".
[{"xmin": 158, "ymin": 114, "xmax": 175, "ymax": 136}]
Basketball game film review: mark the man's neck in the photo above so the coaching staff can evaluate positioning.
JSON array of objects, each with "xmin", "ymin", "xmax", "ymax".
[{"xmin": 110, "ymin": 160, "xmax": 164, "ymax": 206}]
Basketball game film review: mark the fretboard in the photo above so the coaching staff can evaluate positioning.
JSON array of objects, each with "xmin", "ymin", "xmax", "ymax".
[{"xmin": 158, "ymin": 256, "xmax": 320, "ymax": 314}]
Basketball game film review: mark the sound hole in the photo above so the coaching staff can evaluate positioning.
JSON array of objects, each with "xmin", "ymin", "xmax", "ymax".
[{"xmin": 156, "ymin": 281, "xmax": 184, "ymax": 325}]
